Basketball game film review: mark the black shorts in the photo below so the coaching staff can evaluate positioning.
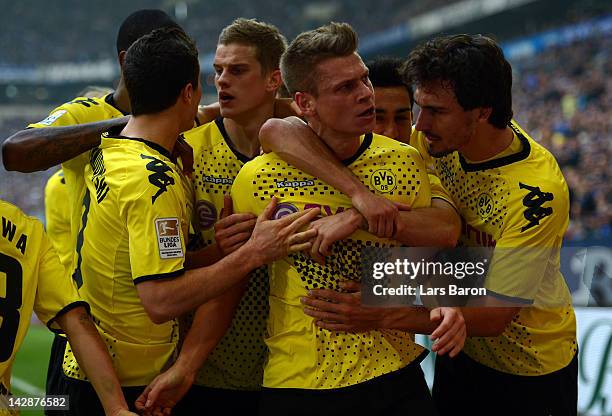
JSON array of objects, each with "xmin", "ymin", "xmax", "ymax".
[
  {"xmin": 174, "ymin": 385, "xmax": 261, "ymax": 415},
  {"xmin": 433, "ymin": 351, "xmax": 578, "ymax": 416},
  {"xmin": 258, "ymin": 360, "xmax": 437, "ymax": 416},
  {"xmin": 45, "ymin": 334, "xmax": 67, "ymax": 398}
]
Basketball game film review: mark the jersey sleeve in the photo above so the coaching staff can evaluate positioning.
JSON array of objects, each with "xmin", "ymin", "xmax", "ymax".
[
  {"xmin": 34, "ymin": 227, "xmax": 88, "ymax": 333},
  {"xmin": 484, "ymin": 179, "xmax": 570, "ymax": 303},
  {"xmin": 44, "ymin": 170, "xmax": 73, "ymax": 268},
  {"xmin": 122, "ymin": 171, "xmax": 187, "ymax": 284}
]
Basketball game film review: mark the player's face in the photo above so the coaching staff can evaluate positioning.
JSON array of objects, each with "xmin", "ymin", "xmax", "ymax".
[
  {"xmin": 414, "ymin": 80, "xmax": 479, "ymax": 157},
  {"xmin": 374, "ymin": 86, "xmax": 412, "ymax": 143},
  {"xmin": 310, "ymin": 53, "xmax": 375, "ymax": 137},
  {"xmin": 213, "ymin": 43, "xmax": 272, "ymax": 119}
]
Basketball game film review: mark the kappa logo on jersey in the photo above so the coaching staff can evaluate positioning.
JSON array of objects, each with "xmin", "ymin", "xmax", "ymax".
[
  {"xmin": 68, "ymin": 97, "xmax": 100, "ymax": 108},
  {"xmin": 370, "ymin": 169, "xmax": 396, "ymax": 193},
  {"xmin": 476, "ymin": 193, "xmax": 494, "ymax": 219},
  {"xmin": 141, "ymin": 154, "xmax": 175, "ymax": 204},
  {"xmin": 37, "ymin": 110, "xmax": 67, "ymax": 126},
  {"xmin": 155, "ymin": 218, "xmax": 184, "ymax": 259},
  {"xmin": 272, "ymin": 203, "xmax": 299, "ymax": 219},
  {"xmin": 203, "ymin": 175, "xmax": 233, "ymax": 185},
  {"xmin": 519, "ymin": 182, "xmax": 554, "ymax": 232},
  {"xmin": 276, "ymin": 179, "xmax": 315, "ymax": 189},
  {"xmin": 196, "ymin": 200, "xmax": 217, "ymax": 229},
  {"xmin": 438, "ymin": 159, "xmax": 455, "ymax": 183}
]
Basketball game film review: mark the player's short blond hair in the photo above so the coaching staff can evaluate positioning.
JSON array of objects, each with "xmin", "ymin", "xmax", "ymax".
[
  {"xmin": 218, "ymin": 18, "xmax": 287, "ymax": 75},
  {"xmin": 280, "ymin": 22, "xmax": 358, "ymax": 96}
]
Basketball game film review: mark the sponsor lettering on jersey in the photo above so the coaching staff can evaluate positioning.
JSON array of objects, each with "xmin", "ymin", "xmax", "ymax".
[
  {"xmin": 142, "ymin": 155, "xmax": 175, "ymax": 204},
  {"xmin": 203, "ymin": 175, "xmax": 233, "ymax": 185},
  {"xmin": 276, "ymin": 180, "xmax": 315, "ymax": 189},
  {"xmin": 196, "ymin": 200, "xmax": 217, "ymax": 229},
  {"xmin": 155, "ymin": 218, "xmax": 183, "ymax": 259},
  {"xmin": 519, "ymin": 182, "xmax": 554, "ymax": 232},
  {"xmin": 272, "ymin": 203, "xmax": 299, "ymax": 219}
]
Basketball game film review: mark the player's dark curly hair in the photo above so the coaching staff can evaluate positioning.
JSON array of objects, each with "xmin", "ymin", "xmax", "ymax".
[
  {"xmin": 123, "ymin": 27, "xmax": 199, "ymax": 116},
  {"xmin": 402, "ymin": 34, "xmax": 513, "ymax": 129}
]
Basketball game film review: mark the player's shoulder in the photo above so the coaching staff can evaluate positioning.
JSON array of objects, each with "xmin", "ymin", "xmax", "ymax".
[
  {"xmin": 30, "ymin": 94, "xmax": 119, "ymax": 127},
  {"xmin": 0, "ymin": 200, "xmax": 44, "ymax": 238},
  {"xmin": 371, "ymin": 133, "xmax": 421, "ymax": 157},
  {"xmin": 507, "ymin": 122, "xmax": 568, "ymax": 196},
  {"xmin": 183, "ymin": 118, "xmax": 225, "ymax": 150}
]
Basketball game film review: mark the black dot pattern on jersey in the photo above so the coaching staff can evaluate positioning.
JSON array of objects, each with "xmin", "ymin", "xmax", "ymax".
[
  {"xmin": 431, "ymin": 148, "xmax": 576, "ymax": 375},
  {"xmin": 251, "ymin": 138, "xmax": 427, "ymax": 388},
  {"xmin": 189, "ymin": 131, "xmax": 269, "ymax": 389}
]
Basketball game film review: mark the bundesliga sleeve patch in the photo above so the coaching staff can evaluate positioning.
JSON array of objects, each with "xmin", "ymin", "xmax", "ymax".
[
  {"xmin": 37, "ymin": 110, "xmax": 67, "ymax": 126},
  {"xmin": 155, "ymin": 218, "xmax": 184, "ymax": 259}
]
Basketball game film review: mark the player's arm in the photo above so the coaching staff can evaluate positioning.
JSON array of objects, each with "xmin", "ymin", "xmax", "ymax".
[
  {"xmin": 302, "ymin": 281, "xmax": 465, "ymax": 357},
  {"xmin": 55, "ymin": 307, "xmax": 136, "ymax": 416},
  {"xmin": 136, "ymin": 283, "xmax": 246, "ymax": 413},
  {"xmin": 394, "ymin": 198, "xmax": 461, "ymax": 247},
  {"xmin": 36, "ymin": 228, "xmax": 135, "ymax": 415},
  {"xmin": 259, "ymin": 118, "xmax": 458, "ymax": 241},
  {"xmin": 2, "ymin": 117, "xmax": 128, "ymax": 172},
  {"xmin": 136, "ymin": 198, "xmax": 318, "ymax": 324}
]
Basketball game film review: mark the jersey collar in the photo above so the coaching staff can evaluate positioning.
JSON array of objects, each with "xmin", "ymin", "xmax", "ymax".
[
  {"xmin": 104, "ymin": 126, "xmax": 173, "ymax": 160},
  {"xmin": 342, "ymin": 133, "xmax": 373, "ymax": 166},
  {"xmin": 215, "ymin": 117, "xmax": 255, "ymax": 163},
  {"xmin": 458, "ymin": 123, "xmax": 530, "ymax": 172}
]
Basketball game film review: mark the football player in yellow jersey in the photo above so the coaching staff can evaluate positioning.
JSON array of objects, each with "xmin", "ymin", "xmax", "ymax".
[
  {"xmin": 0, "ymin": 200, "xmax": 136, "ymax": 416},
  {"xmin": 231, "ymin": 23, "xmax": 466, "ymax": 415},
  {"xmin": 136, "ymin": 19, "xmax": 288, "ymax": 414},
  {"xmin": 259, "ymin": 34, "xmax": 578, "ymax": 416},
  {"xmin": 0, "ymin": 10, "xmax": 187, "ymax": 407},
  {"xmin": 59, "ymin": 26, "xmax": 316, "ymax": 415}
]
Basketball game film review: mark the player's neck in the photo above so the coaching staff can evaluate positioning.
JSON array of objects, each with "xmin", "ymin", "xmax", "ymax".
[
  {"xmin": 121, "ymin": 112, "xmax": 184, "ymax": 155},
  {"xmin": 310, "ymin": 120, "xmax": 362, "ymax": 161},
  {"xmin": 461, "ymin": 124, "xmax": 514, "ymax": 162},
  {"xmin": 113, "ymin": 79, "xmax": 131, "ymax": 114},
  {"xmin": 224, "ymin": 99, "xmax": 275, "ymax": 158}
]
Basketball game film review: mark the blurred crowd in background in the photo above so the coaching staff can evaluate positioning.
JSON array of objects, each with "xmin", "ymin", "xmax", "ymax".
[{"xmin": 0, "ymin": 0, "xmax": 609, "ymax": 243}]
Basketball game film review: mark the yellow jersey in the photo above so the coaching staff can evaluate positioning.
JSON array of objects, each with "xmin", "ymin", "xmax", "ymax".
[
  {"xmin": 411, "ymin": 121, "xmax": 576, "ymax": 375},
  {"xmin": 232, "ymin": 133, "xmax": 431, "ymax": 389},
  {"xmin": 184, "ymin": 118, "xmax": 268, "ymax": 390},
  {"xmin": 29, "ymin": 94, "xmax": 127, "ymax": 278},
  {"xmin": 0, "ymin": 200, "xmax": 86, "ymax": 393},
  {"xmin": 44, "ymin": 169, "xmax": 72, "ymax": 269},
  {"xmin": 61, "ymin": 128, "xmax": 190, "ymax": 386}
]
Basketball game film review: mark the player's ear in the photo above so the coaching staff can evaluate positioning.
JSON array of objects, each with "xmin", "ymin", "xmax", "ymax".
[
  {"xmin": 181, "ymin": 82, "xmax": 195, "ymax": 104},
  {"xmin": 266, "ymin": 69, "xmax": 283, "ymax": 93},
  {"xmin": 477, "ymin": 107, "xmax": 492, "ymax": 123},
  {"xmin": 295, "ymin": 92, "xmax": 315, "ymax": 116},
  {"xmin": 118, "ymin": 50, "xmax": 127, "ymax": 68}
]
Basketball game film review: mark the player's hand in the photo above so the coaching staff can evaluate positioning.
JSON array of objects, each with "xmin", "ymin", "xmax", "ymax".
[
  {"xmin": 214, "ymin": 195, "xmax": 257, "ymax": 256},
  {"xmin": 197, "ymin": 102, "xmax": 221, "ymax": 125},
  {"xmin": 244, "ymin": 197, "xmax": 320, "ymax": 266},
  {"xmin": 172, "ymin": 135, "xmax": 194, "ymax": 177},
  {"xmin": 308, "ymin": 209, "xmax": 362, "ymax": 265},
  {"xmin": 134, "ymin": 364, "xmax": 195, "ymax": 416},
  {"xmin": 429, "ymin": 307, "xmax": 466, "ymax": 357},
  {"xmin": 302, "ymin": 281, "xmax": 388, "ymax": 332},
  {"xmin": 351, "ymin": 190, "xmax": 410, "ymax": 238}
]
